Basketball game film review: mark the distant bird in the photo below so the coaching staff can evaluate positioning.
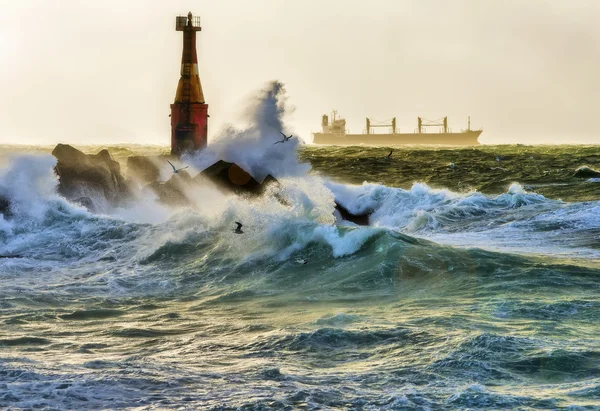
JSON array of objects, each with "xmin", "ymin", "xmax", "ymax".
[
  {"xmin": 234, "ymin": 222, "xmax": 244, "ymax": 234},
  {"xmin": 495, "ymin": 156, "xmax": 502, "ymax": 162},
  {"xmin": 167, "ymin": 160, "xmax": 189, "ymax": 174},
  {"xmin": 448, "ymin": 162, "xmax": 456, "ymax": 169},
  {"xmin": 386, "ymin": 150, "xmax": 393, "ymax": 159},
  {"xmin": 295, "ymin": 259, "xmax": 308, "ymax": 265},
  {"xmin": 273, "ymin": 131, "xmax": 294, "ymax": 145}
]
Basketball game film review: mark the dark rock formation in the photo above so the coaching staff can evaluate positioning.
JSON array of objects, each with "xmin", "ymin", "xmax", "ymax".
[
  {"xmin": 50, "ymin": 147, "xmax": 368, "ymax": 228},
  {"xmin": 574, "ymin": 166, "xmax": 600, "ymax": 179},
  {"xmin": 127, "ymin": 156, "xmax": 164, "ymax": 183},
  {"xmin": 130, "ymin": 158, "xmax": 282, "ymax": 208},
  {"xmin": 334, "ymin": 201, "xmax": 371, "ymax": 226},
  {"xmin": 148, "ymin": 170, "xmax": 194, "ymax": 206},
  {"xmin": 52, "ymin": 144, "xmax": 132, "ymax": 208},
  {"xmin": 196, "ymin": 160, "xmax": 278, "ymax": 196},
  {"xmin": 0, "ymin": 195, "xmax": 10, "ymax": 218}
]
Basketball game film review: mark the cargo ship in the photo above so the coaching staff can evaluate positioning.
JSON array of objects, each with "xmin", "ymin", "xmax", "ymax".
[{"xmin": 312, "ymin": 111, "xmax": 482, "ymax": 145}]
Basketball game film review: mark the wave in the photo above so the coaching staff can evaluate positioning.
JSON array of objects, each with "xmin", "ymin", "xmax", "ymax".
[
  {"xmin": 329, "ymin": 180, "xmax": 600, "ymax": 259},
  {"xmin": 186, "ymin": 81, "xmax": 310, "ymax": 182},
  {"xmin": 1, "ymin": 85, "xmax": 599, "ymax": 304},
  {"xmin": 0, "ymin": 147, "xmax": 599, "ymax": 303}
]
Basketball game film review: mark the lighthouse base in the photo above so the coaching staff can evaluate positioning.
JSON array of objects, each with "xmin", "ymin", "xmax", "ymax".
[{"xmin": 170, "ymin": 103, "xmax": 209, "ymax": 156}]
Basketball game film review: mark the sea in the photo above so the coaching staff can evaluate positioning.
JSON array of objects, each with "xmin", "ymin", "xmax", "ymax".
[{"xmin": 1, "ymin": 87, "xmax": 600, "ymax": 410}]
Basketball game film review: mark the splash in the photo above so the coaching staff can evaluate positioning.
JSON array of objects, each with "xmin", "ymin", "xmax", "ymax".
[
  {"xmin": 187, "ymin": 81, "xmax": 311, "ymax": 181},
  {"xmin": 0, "ymin": 155, "xmax": 89, "ymax": 234}
]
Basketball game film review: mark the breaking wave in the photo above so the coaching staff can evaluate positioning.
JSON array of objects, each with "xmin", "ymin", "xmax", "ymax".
[{"xmin": 1, "ymin": 82, "xmax": 600, "ymax": 409}]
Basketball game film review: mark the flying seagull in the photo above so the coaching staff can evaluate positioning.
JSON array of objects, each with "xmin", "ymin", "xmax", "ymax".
[
  {"xmin": 386, "ymin": 150, "xmax": 393, "ymax": 159},
  {"xmin": 234, "ymin": 222, "xmax": 244, "ymax": 234},
  {"xmin": 167, "ymin": 160, "xmax": 189, "ymax": 174},
  {"xmin": 295, "ymin": 258, "xmax": 308, "ymax": 265},
  {"xmin": 273, "ymin": 131, "xmax": 294, "ymax": 145}
]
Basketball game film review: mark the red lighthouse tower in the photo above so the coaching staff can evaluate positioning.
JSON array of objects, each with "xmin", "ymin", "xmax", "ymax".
[{"xmin": 171, "ymin": 12, "xmax": 208, "ymax": 156}]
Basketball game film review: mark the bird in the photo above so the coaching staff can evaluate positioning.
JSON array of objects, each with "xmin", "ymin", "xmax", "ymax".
[
  {"xmin": 386, "ymin": 150, "xmax": 393, "ymax": 159},
  {"xmin": 273, "ymin": 131, "xmax": 294, "ymax": 145},
  {"xmin": 295, "ymin": 259, "xmax": 308, "ymax": 265},
  {"xmin": 234, "ymin": 222, "xmax": 244, "ymax": 234},
  {"xmin": 167, "ymin": 160, "xmax": 189, "ymax": 174}
]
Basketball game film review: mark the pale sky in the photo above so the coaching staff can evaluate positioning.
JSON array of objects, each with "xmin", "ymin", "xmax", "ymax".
[{"xmin": 1, "ymin": 0, "xmax": 599, "ymax": 145}]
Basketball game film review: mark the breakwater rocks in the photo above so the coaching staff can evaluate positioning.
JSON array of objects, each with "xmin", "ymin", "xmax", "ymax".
[
  {"xmin": 52, "ymin": 144, "xmax": 133, "ymax": 211},
  {"xmin": 24, "ymin": 144, "xmax": 372, "ymax": 225},
  {"xmin": 50, "ymin": 145, "xmax": 282, "ymax": 211}
]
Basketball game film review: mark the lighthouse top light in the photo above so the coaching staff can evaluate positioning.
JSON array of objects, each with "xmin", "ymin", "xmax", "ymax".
[{"xmin": 176, "ymin": 12, "xmax": 201, "ymax": 30}]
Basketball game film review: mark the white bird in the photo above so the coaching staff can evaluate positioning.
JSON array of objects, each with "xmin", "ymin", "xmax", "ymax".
[
  {"xmin": 295, "ymin": 259, "xmax": 308, "ymax": 265},
  {"xmin": 273, "ymin": 131, "xmax": 294, "ymax": 145},
  {"xmin": 167, "ymin": 160, "xmax": 189, "ymax": 174}
]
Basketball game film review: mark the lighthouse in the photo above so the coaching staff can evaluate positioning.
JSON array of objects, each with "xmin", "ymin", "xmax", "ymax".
[{"xmin": 170, "ymin": 12, "xmax": 208, "ymax": 156}]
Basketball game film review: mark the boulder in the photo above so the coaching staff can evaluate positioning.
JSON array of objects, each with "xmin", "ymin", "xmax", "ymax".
[
  {"xmin": 144, "ymin": 160, "xmax": 284, "ymax": 209},
  {"xmin": 196, "ymin": 160, "xmax": 278, "ymax": 196},
  {"xmin": 127, "ymin": 156, "xmax": 163, "ymax": 183},
  {"xmin": 147, "ymin": 170, "xmax": 193, "ymax": 206},
  {"xmin": 334, "ymin": 201, "xmax": 371, "ymax": 226},
  {"xmin": 0, "ymin": 195, "xmax": 11, "ymax": 218},
  {"xmin": 574, "ymin": 166, "xmax": 600, "ymax": 179},
  {"xmin": 52, "ymin": 143, "xmax": 89, "ymax": 165},
  {"xmin": 52, "ymin": 144, "xmax": 132, "ymax": 208},
  {"xmin": 91, "ymin": 149, "xmax": 122, "ymax": 178}
]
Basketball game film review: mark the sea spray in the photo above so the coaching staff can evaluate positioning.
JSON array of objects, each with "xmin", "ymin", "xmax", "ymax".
[
  {"xmin": 186, "ymin": 81, "xmax": 310, "ymax": 181},
  {"xmin": 1, "ymin": 145, "xmax": 600, "ymax": 408},
  {"xmin": 0, "ymin": 155, "xmax": 61, "ymax": 220}
]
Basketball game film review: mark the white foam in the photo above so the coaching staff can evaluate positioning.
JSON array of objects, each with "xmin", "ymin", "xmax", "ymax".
[
  {"xmin": 0, "ymin": 154, "xmax": 90, "ymax": 224},
  {"xmin": 186, "ymin": 81, "xmax": 310, "ymax": 182}
]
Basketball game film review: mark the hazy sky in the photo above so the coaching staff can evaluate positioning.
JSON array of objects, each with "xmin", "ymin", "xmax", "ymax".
[{"xmin": 1, "ymin": 0, "xmax": 599, "ymax": 145}]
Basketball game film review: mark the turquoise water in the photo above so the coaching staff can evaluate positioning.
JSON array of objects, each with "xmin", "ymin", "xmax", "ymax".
[{"xmin": 1, "ymin": 141, "xmax": 599, "ymax": 409}]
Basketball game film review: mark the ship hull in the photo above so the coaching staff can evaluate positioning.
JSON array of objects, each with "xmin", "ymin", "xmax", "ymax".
[{"xmin": 312, "ymin": 130, "xmax": 482, "ymax": 146}]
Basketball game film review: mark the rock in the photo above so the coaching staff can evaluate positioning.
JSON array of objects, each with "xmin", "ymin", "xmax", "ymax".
[
  {"xmin": 127, "ymin": 156, "xmax": 163, "ymax": 183},
  {"xmin": 334, "ymin": 201, "xmax": 371, "ymax": 226},
  {"xmin": 0, "ymin": 195, "xmax": 11, "ymax": 218},
  {"xmin": 91, "ymin": 149, "xmax": 122, "ymax": 179},
  {"xmin": 573, "ymin": 166, "xmax": 600, "ymax": 179},
  {"xmin": 147, "ymin": 170, "xmax": 194, "ymax": 206},
  {"xmin": 126, "ymin": 157, "xmax": 281, "ymax": 208},
  {"xmin": 52, "ymin": 143, "xmax": 89, "ymax": 165},
  {"xmin": 52, "ymin": 144, "xmax": 132, "ymax": 208},
  {"xmin": 261, "ymin": 174, "xmax": 281, "ymax": 191},
  {"xmin": 196, "ymin": 160, "xmax": 278, "ymax": 196}
]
